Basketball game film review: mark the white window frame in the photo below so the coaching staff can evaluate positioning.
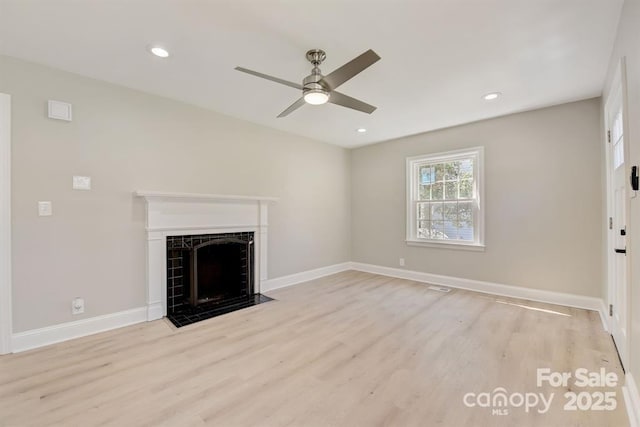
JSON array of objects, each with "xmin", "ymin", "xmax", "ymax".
[{"xmin": 406, "ymin": 146, "xmax": 485, "ymax": 251}]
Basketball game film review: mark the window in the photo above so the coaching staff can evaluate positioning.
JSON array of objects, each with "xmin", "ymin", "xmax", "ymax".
[
  {"xmin": 611, "ymin": 109, "xmax": 624, "ymax": 169},
  {"xmin": 406, "ymin": 147, "xmax": 484, "ymax": 250}
]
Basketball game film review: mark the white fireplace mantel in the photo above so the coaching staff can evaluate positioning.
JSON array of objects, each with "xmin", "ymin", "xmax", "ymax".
[
  {"xmin": 135, "ymin": 191, "xmax": 279, "ymax": 204},
  {"xmin": 135, "ymin": 191, "xmax": 278, "ymax": 321}
]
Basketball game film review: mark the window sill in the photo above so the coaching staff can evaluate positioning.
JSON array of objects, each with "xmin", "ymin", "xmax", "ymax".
[{"xmin": 405, "ymin": 239, "xmax": 486, "ymax": 252}]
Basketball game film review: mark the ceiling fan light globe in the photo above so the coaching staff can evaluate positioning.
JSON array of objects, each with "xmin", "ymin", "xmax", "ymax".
[{"xmin": 304, "ymin": 90, "xmax": 330, "ymax": 105}]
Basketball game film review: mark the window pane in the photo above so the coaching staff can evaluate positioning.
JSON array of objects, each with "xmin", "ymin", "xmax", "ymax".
[
  {"xmin": 445, "ymin": 222, "xmax": 474, "ymax": 241},
  {"xmin": 432, "ymin": 182, "xmax": 443, "ymax": 200},
  {"xmin": 459, "ymin": 159, "xmax": 473, "ymax": 179},
  {"xmin": 420, "ymin": 166, "xmax": 434, "ymax": 185},
  {"xmin": 443, "ymin": 202, "xmax": 458, "ymax": 223},
  {"xmin": 417, "ymin": 203, "xmax": 430, "ymax": 220},
  {"xmin": 444, "ymin": 162, "xmax": 459, "ymax": 180},
  {"xmin": 612, "ymin": 109, "xmax": 623, "ymax": 143},
  {"xmin": 459, "ymin": 179, "xmax": 473, "ymax": 199},
  {"xmin": 430, "ymin": 202, "xmax": 444, "ymax": 221},
  {"xmin": 445, "ymin": 181, "xmax": 458, "ymax": 199},
  {"xmin": 431, "ymin": 221, "xmax": 446, "ymax": 239},
  {"xmin": 612, "ymin": 107, "xmax": 624, "ymax": 169},
  {"xmin": 614, "ymin": 139, "xmax": 624, "ymax": 170},
  {"xmin": 458, "ymin": 201, "xmax": 473, "ymax": 226},
  {"xmin": 417, "ymin": 220, "xmax": 430, "ymax": 239},
  {"xmin": 419, "ymin": 184, "xmax": 432, "ymax": 200},
  {"xmin": 434, "ymin": 164, "xmax": 445, "ymax": 182}
]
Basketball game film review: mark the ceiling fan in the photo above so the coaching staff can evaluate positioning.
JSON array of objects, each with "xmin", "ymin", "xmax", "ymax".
[{"xmin": 235, "ymin": 49, "xmax": 381, "ymax": 117}]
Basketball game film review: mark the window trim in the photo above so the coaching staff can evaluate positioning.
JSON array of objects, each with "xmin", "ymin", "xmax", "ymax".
[{"xmin": 406, "ymin": 146, "xmax": 485, "ymax": 251}]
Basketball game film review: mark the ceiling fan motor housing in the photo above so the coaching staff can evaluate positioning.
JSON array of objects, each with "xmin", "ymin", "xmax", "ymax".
[
  {"xmin": 303, "ymin": 73, "xmax": 329, "ymax": 94},
  {"xmin": 303, "ymin": 49, "xmax": 330, "ymax": 99}
]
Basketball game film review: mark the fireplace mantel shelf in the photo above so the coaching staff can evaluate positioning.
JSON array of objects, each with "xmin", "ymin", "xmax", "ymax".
[{"xmin": 135, "ymin": 191, "xmax": 278, "ymax": 203}]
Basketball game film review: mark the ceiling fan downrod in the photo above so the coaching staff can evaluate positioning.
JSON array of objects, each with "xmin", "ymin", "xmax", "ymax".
[{"xmin": 303, "ymin": 49, "xmax": 329, "ymax": 104}]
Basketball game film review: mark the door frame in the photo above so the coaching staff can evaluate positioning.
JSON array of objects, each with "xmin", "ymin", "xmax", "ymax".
[
  {"xmin": 604, "ymin": 58, "xmax": 630, "ymax": 367},
  {"xmin": 0, "ymin": 93, "xmax": 11, "ymax": 354}
]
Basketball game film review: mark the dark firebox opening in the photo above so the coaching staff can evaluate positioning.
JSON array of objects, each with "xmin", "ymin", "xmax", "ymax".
[
  {"xmin": 190, "ymin": 238, "xmax": 252, "ymax": 306},
  {"xmin": 166, "ymin": 232, "xmax": 271, "ymax": 328}
]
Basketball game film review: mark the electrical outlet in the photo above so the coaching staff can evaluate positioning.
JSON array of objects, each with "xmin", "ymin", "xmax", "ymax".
[
  {"xmin": 399, "ymin": 258, "xmax": 405, "ymax": 267},
  {"xmin": 72, "ymin": 297, "xmax": 84, "ymax": 315}
]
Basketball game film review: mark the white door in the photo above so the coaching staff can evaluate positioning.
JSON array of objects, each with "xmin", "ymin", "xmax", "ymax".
[{"xmin": 605, "ymin": 64, "xmax": 629, "ymax": 368}]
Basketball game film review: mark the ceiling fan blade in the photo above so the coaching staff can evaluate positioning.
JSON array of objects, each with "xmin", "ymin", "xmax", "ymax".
[
  {"xmin": 277, "ymin": 97, "xmax": 306, "ymax": 118},
  {"xmin": 235, "ymin": 67, "xmax": 303, "ymax": 90},
  {"xmin": 320, "ymin": 49, "xmax": 381, "ymax": 90},
  {"xmin": 329, "ymin": 91, "xmax": 376, "ymax": 114}
]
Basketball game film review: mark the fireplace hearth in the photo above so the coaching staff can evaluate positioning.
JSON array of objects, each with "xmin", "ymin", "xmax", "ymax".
[{"xmin": 166, "ymin": 232, "xmax": 272, "ymax": 327}]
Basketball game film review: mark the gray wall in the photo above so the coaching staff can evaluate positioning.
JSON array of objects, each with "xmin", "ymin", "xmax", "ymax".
[
  {"xmin": 351, "ymin": 98, "xmax": 603, "ymax": 297},
  {"xmin": 0, "ymin": 52, "xmax": 611, "ymax": 336},
  {"xmin": 1, "ymin": 55, "xmax": 351, "ymax": 333},
  {"xmin": 603, "ymin": 0, "xmax": 640, "ymax": 393}
]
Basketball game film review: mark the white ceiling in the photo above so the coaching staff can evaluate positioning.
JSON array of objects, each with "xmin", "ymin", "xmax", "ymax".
[{"xmin": 0, "ymin": 0, "xmax": 624, "ymax": 148}]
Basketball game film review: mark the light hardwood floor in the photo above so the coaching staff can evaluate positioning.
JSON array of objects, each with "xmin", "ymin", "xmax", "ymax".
[{"xmin": 0, "ymin": 271, "xmax": 628, "ymax": 426}]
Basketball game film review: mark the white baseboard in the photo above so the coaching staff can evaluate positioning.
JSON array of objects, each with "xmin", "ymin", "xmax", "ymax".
[
  {"xmin": 351, "ymin": 262, "xmax": 604, "ymax": 313},
  {"xmin": 147, "ymin": 301, "xmax": 163, "ymax": 321},
  {"xmin": 624, "ymin": 373, "xmax": 640, "ymax": 427},
  {"xmin": 8, "ymin": 262, "xmax": 608, "ymax": 353},
  {"xmin": 11, "ymin": 307, "xmax": 147, "ymax": 353},
  {"xmin": 262, "ymin": 262, "xmax": 352, "ymax": 292}
]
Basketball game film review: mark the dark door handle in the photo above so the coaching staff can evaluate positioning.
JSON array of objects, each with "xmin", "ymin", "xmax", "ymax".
[{"xmin": 615, "ymin": 248, "xmax": 626, "ymax": 254}]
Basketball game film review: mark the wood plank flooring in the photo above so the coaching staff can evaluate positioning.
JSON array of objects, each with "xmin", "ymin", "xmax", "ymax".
[{"xmin": 0, "ymin": 271, "xmax": 628, "ymax": 426}]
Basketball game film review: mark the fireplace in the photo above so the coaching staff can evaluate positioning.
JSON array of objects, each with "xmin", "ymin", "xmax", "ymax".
[
  {"xmin": 167, "ymin": 233, "xmax": 253, "ymax": 309},
  {"xmin": 135, "ymin": 191, "xmax": 278, "ymax": 325},
  {"xmin": 165, "ymin": 232, "xmax": 272, "ymax": 327}
]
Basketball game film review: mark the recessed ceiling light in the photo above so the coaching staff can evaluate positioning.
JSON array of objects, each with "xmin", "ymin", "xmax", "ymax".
[
  {"xmin": 149, "ymin": 46, "xmax": 170, "ymax": 58},
  {"xmin": 483, "ymin": 92, "xmax": 501, "ymax": 101},
  {"xmin": 357, "ymin": 128, "xmax": 367, "ymax": 133}
]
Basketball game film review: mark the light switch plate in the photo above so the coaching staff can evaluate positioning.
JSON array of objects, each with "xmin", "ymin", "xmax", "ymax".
[
  {"xmin": 48, "ymin": 100, "xmax": 72, "ymax": 121},
  {"xmin": 38, "ymin": 201, "xmax": 52, "ymax": 216},
  {"xmin": 72, "ymin": 176, "xmax": 91, "ymax": 190}
]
